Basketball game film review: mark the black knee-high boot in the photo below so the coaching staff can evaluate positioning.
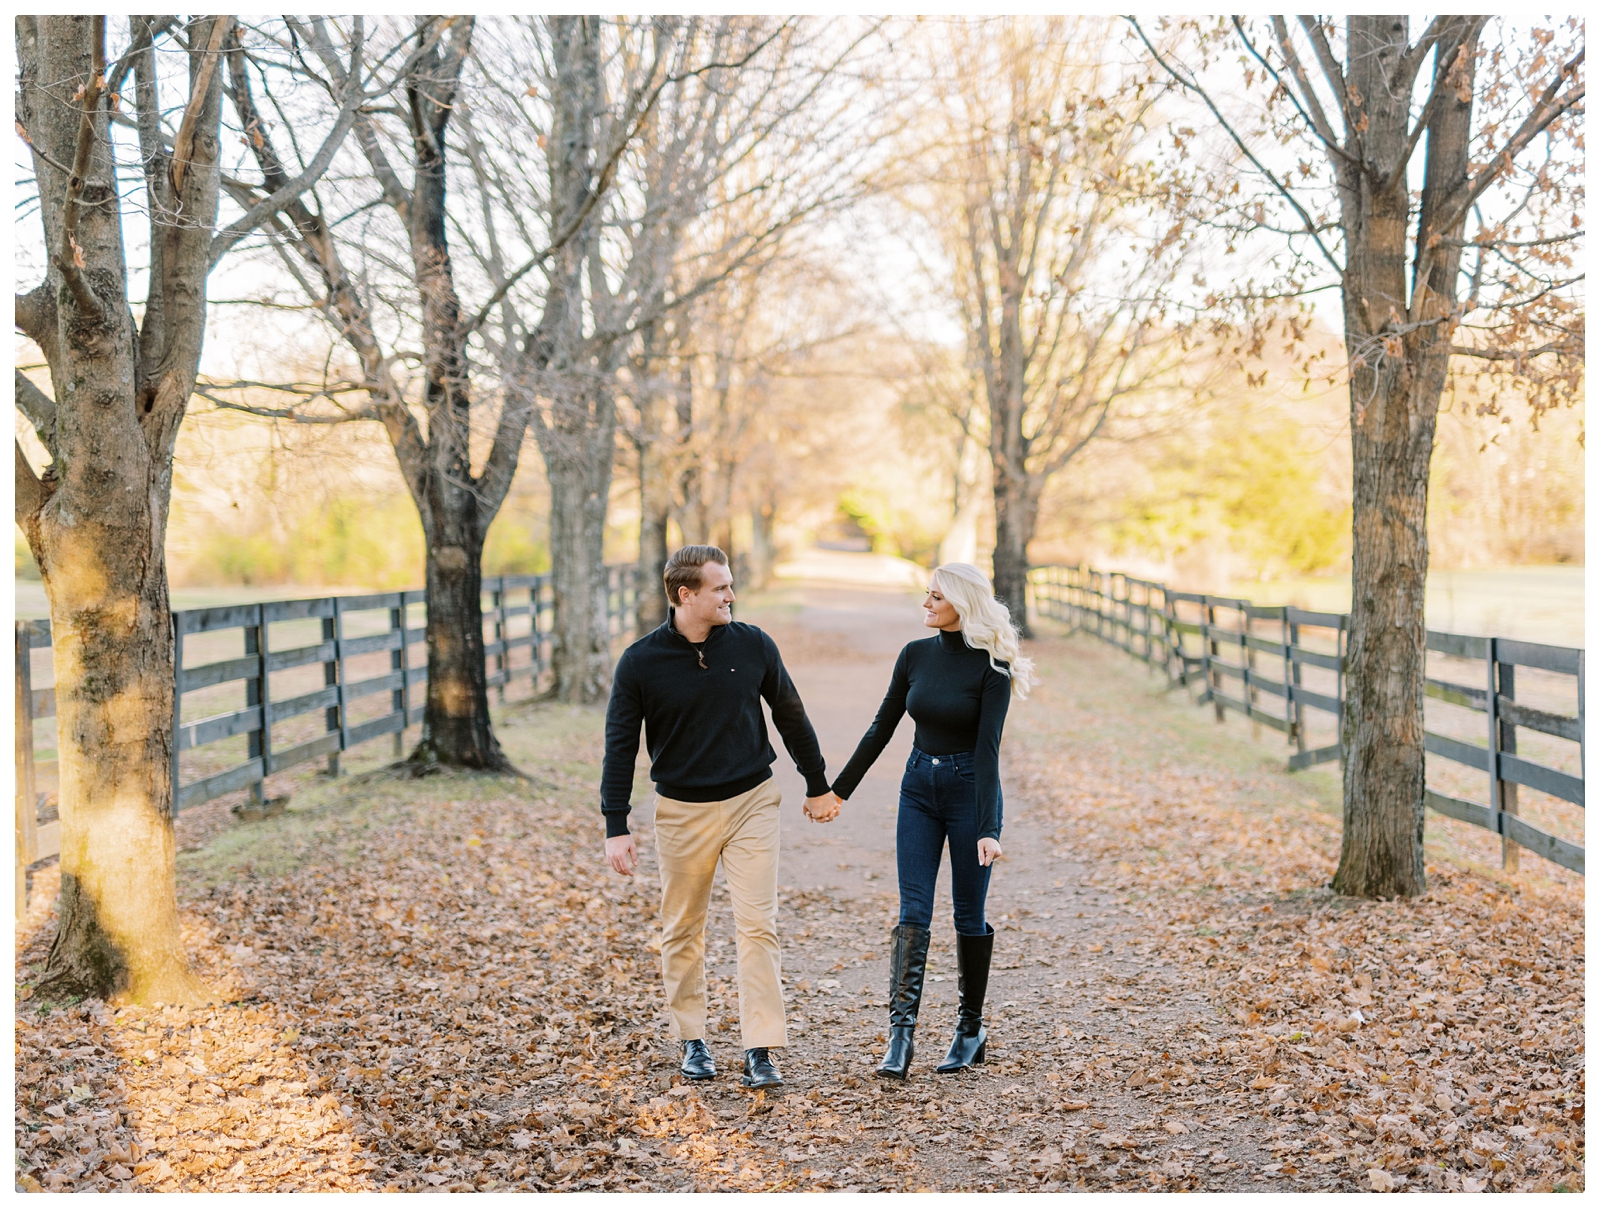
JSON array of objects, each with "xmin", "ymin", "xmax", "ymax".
[
  {"xmin": 936, "ymin": 925, "xmax": 993, "ymax": 1072},
  {"xmin": 876, "ymin": 924, "xmax": 930, "ymax": 1080}
]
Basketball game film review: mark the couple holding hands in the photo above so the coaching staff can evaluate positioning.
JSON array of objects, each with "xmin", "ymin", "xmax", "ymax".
[{"xmin": 602, "ymin": 545, "xmax": 1033, "ymax": 1089}]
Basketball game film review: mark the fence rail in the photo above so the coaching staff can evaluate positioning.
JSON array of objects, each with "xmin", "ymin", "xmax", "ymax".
[
  {"xmin": 15, "ymin": 566, "xmax": 639, "ymax": 900},
  {"xmin": 1030, "ymin": 564, "xmax": 1584, "ymax": 876}
]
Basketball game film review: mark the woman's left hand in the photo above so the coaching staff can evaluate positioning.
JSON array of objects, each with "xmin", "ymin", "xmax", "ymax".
[{"xmin": 977, "ymin": 838, "xmax": 1002, "ymax": 867}]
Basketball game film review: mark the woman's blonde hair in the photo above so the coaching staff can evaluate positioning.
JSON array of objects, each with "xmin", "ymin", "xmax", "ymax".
[{"xmin": 930, "ymin": 562, "xmax": 1037, "ymax": 700}]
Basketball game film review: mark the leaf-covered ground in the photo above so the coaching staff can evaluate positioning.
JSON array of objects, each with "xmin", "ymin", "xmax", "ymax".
[
  {"xmin": 13, "ymin": 600, "xmax": 1585, "ymax": 1193},
  {"xmin": 1004, "ymin": 635, "xmax": 1585, "ymax": 1193}
]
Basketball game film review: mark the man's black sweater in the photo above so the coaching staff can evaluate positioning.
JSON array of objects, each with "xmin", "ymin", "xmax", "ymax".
[{"xmin": 601, "ymin": 614, "xmax": 830, "ymax": 837}]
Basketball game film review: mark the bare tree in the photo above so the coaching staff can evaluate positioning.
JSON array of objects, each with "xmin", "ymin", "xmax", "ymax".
[
  {"xmin": 1133, "ymin": 15, "xmax": 1585, "ymax": 897},
  {"xmin": 628, "ymin": 244, "xmax": 876, "ymax": 590},
  {"xmin": 478, "ymin": 17, "xmax": 882, "ymax": 700},
  {"xmin": 219, "ymin": 18, "xmax": 781, "ymax": 708},
  {"xmin": 912, "ymin": 18, "xmax": 1200, "ymax": 631},
  {"xmin": 891, "ymin": 339, "xmax": 991, "ymax": 565},
  {"xmin": 13, "ymin": 16, "xmax": 367, "ymax": 1001},
  {"xmin": 223, "ymin": 17, "xmax": 522, "ymax": 771}
]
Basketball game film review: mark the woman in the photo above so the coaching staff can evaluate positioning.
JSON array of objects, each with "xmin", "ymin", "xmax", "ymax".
[{"xmin": 829, "ymin": 563, "xmax": 1034, "ymax": 1079}]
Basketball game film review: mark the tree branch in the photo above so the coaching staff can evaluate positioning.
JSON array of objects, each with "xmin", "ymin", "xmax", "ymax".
[
  {"xmin": 14, "ymin": 369, "xmax": 57, "ymax": 451},
  {"xmin": 15, "ymin": 439, "xmax": 46, "ymax": 525},
  {"xmin": 1128, "ymin": 17, "xmax": 1341, "ymax": 272},
  {"xmin": 1440, "ymin": 47, "xmax": 1586, "ymax": 233},
  {"xmin": 14, "ymin": 284, "xmax": 56, "ymax": 353},
  {"xmin": 196, "ymin": 390, "xmax": 379, "ymax": 423},
  {"xmin": 458, "ymin": 41, "xmax": 677, "ymax": 342},
  {"xmin": 209, "ymin": 20, "xmax": 367, "ymax": 269},
  {"xmin": 106, "ymin": 14, "xmax": 176, "ymax": 98},
  {"xmin": 1381, "ymin": 21, "xmax": 1485, "ymax": 197},
  {"xmin": 1391, "ymin": 16, "xmax": 1453, "ymax": 96},
  {"xmin": 57, "ymin": 14, "xmax": 107, "ymax": 320},
  {"xmin": 1297, "ymin": 17, "xmax": 1362, "ymax": 155},
  {"xmin": 291, "ymin": 15, "xmax": 416, "ymax": 218},
  {"xmin": 1449, "ymin": 340, "xmax": 1580, "ymax": 363},
  {"xmin": 1441, "ymin": 231, "xmax": 1582, "ymax": 250},
  {"xmin": 1265, "ymin": 18, "xmax": 1343, "ymax": 150},
  {"xmin": 168, "ymin": 16, "xmax": 233, "ymax": 200}
]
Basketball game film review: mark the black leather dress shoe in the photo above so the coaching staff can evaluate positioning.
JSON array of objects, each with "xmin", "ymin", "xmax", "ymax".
[
  {"xmin": 741, "ymin": 1047, "xmax": 784, "ymax": 1090},
  {"xmin": 680, "ymin": 1038, "xmax": 716, "ymax": 1080}
]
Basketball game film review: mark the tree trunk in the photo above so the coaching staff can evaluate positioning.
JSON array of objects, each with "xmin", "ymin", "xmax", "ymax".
[
  {"xmin": 409, "ymin": 533, "xmax": 511, "ymax": 771},
  {"xmin": 1331, "ymin": 17, "xmax": 1473, "ymax": 899},
  {"xmin": 637, "ymin": 470, "xmax": 672, "ymax": 631},
  {"xmin": 385, "ymin": 17, "xmax": 517, "ymax": 773},
  {"xmin": 17, "ymin": 15, "xmax": 222, "ymax": 1005},
  {"xmin": 542, "ymin": 377, "xmax": 618, "ymax": 702},
  {"xmin": 634, "ymin": 354, "xmax": 672, "ymax": 631},
  {"xmin": 29, "ymin": 446, "xmax": 195, "ymax": 1002},
  {"xmin": 990, "ymin": 472, "xmax": 1038, "ymax": 638},
  {"xmin": 1333, "ymin": 371, "xmax": 1434, "ymax": 898},
  {"xmin": 748, "ymin": 501, "xmax": 777, "ymax": 590},
  {"xmin": 940, "ymin": 433, "xmax": 985, "ymax": 565}
]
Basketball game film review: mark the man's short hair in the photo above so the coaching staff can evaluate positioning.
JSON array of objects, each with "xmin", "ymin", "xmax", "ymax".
[{"xmin": 663, "ymin": 544, "xmax": 729, "ymax": 606}]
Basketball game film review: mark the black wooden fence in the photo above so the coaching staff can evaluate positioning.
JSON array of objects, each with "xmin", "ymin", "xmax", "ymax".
[
  {"xmin": 1029, "ymin": 565, "xmax": 1584, "ymax": 876},
  {"xmin": 15, "ymin": 566, "xmax": 639, "ymax": 898}
]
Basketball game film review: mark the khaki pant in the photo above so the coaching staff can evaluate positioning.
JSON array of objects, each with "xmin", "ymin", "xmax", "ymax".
[{"xmin": 654, "ymin": 778, "xmax": 786, "ymax": 1049}]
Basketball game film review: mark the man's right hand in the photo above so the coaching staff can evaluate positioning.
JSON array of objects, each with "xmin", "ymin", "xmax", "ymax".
[
  {"xmin": 605, "ymin": 834, "xmax": 638, "ymax": 876},
  {"xmin": 804, "ymin": 792, "xmax": 842, "ymax": 823}
]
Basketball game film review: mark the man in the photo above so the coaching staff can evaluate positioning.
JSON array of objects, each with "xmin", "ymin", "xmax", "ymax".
[{"xmin": 602, "ymin": 545, "xmax": 840, "ymax": 1090}]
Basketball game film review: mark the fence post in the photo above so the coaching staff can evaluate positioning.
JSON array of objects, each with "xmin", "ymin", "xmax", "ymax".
[
  {"xmin": 1162, "ymin": 585, "xmax": 1178, "ymax": 686},
  {"xmin": 15, "ymin": 623, "xmax": 37, "ymax": 915},
  {"xmin": 530, "ymin": 577, "xmax": 544, "ymax": 689},
  {"xmin": 1144, "ymin": 581, "xmax": 1154, "ymax": 667},
  {"xmin": 390, "ymin": 599, "xmax": 406, "ymax": 758},
  {"xmin": 334, "ymin": 597, "xmax": 349, "ymax": 764},
  {"xmin": 1489, "ymin": 641, "xmax": 1519, "ymax": 871},
  {"xmin": 245, "ymin": 606, "xmax": 270, "ymax": 804},
  {"xmin": 1288, "ymin": 616, "xmax": 1306, "ymax": 759},
  {"xmin": 1205, "ymin": 597, "xmax": 1223, "ymax": 721},
  {"xmin": 1246, "ymin": 608, "xmax": 1260, "ymax": 741},
  {"xmin": 494, "ymin": 576, "xmax": 508, "ymax": 703},
  {"xmin": 1336, "ymin": 616, "xmax": 1348, "ymax": 769},
  {"xmin": 172, "ymin": 618, "xmax": 185, "ymax": 814},
  {"xmin": 321, "ymin": 606, "xmax": 341, "ymax": 778},
  {"xmin": 400, "ymin": 591, "xmax": 415, "ymax": 729}
]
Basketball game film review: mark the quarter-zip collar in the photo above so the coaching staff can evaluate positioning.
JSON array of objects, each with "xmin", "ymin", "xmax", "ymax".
[{"xmin": 664, "ymin": 607, "xmax": 727, "ymax": 658}]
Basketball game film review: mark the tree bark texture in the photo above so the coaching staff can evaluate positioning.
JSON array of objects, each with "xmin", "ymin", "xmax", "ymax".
[
  {"xmin": 636, "ymin": 431, "xmax": 673, "ymax": 632},
  {"xmin": 544, "ymin": 385, "xmax": 618, "ymax": 701},
  {"xmin": 1330, "ymin": 18, "xmax": 1476, "ymax": 898},
  {"xmin": 15, "ymin": 16, "xmax": 229, "ymax": 1004},
  {"xmin": 632, "ymin": 318, "xmax": 685, "ymax": 633},
  {"xmin": 748, "ymin": 501, "xmax": 777, "ymax": 591},
  {"xmin": 414, "ymin": 536, "xmax": 505, "ymax": 769},
  {"xmin": 981, "ymin": 234, "xmax": 1038, "ymax": 637},
  {"xmin": 990, "ymin": 479, "xmax": 1038, "ymax": 632}
]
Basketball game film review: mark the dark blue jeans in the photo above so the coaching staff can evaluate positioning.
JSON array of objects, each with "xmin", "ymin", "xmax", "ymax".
[{"xmin": 896, "ymin": 748, "xmax": 1001, "ymax": 937}]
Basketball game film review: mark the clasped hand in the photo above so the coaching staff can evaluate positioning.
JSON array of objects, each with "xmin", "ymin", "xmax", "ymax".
[{"xmin": 804, "ymin": 792, "xmax": 842, "ymax": 824}]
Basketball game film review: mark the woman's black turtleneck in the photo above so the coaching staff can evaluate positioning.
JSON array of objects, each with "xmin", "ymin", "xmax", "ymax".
[{"xmin": 830, "ymin": 628, "xmax": 1011, "ymax": 840}]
